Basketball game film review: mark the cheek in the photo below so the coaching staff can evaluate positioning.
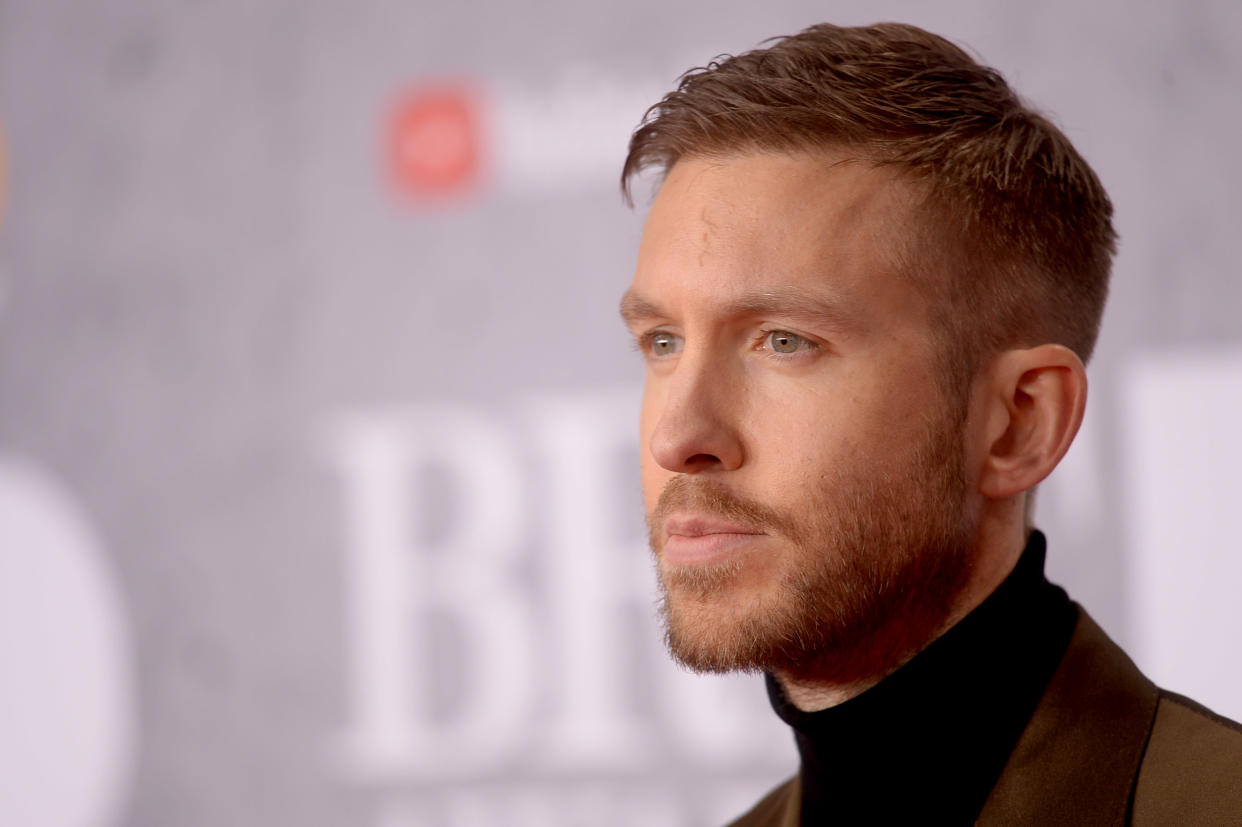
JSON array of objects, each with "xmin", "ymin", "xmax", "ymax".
[
  {"xmin": 739, "ymin": 383, "xmax": 865, "ymax": 470},
  {"xmin": 740, "ymin": 375, "xmax": 914, "ymax": 489}
]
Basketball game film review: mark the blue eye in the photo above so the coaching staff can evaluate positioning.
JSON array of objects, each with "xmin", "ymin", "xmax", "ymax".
[
  {"xmin": 647, "ymin": 331, "xmax": 683, "ymax": 357},
  {"xmin": 766, "ymin": 330, "xmax": 808, "ymax": 354}
]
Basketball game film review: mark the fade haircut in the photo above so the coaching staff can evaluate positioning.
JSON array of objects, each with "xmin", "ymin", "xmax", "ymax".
[{"xmin": 621, "ymin": 22, "xmax": 1116, "ymax": 389}]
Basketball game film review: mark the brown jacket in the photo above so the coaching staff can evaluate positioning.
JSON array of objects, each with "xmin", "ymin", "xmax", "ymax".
[{"xmin": 730, "ymin": 609, "xmax": 1242, "ymax": 826}]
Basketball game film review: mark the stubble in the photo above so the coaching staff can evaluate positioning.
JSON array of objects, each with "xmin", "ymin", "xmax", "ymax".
[{"xmin": 648, "ymin": 409, "xmax": 974, "ymax": 686}]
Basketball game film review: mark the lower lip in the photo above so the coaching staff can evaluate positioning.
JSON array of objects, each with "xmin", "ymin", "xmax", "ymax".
[{"xmin": 663, "ymin": 533, "xmax": 764, "ymax": 565}]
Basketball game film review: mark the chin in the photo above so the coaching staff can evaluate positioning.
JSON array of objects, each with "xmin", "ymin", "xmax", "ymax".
[{"xmin": 657, "ymin": 564, "xmax": 794, "ymax": 674}]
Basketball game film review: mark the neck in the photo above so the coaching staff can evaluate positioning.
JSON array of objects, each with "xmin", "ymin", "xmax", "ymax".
[
  {"xmin": 767, "ymin": 531, "xmax": 1076, "ymax": 825},
  {"xmin": 777, "ymin": 496, "xmax": 1028, "ymax": 711}
]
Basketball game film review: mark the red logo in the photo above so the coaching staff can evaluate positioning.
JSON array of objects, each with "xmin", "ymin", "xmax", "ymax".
[{"xmin": 389, "ymin": 84, "xmax": 483, "ymax": 199}]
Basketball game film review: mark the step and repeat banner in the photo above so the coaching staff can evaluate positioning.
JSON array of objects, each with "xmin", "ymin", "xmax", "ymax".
[{"xmin": 1, "ymin": 1, "xmax": 1240, "ymax": 825}]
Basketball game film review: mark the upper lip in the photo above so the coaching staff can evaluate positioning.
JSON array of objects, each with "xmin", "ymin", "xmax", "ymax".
[{"xmin": 663, "ymin": 514, "xmax": 765, "ymax": 538}]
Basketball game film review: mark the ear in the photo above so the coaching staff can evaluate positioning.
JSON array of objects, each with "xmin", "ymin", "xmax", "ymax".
[{"xmin": 976, "ymin": 344, "xmax": 1087, "ymax": 500}]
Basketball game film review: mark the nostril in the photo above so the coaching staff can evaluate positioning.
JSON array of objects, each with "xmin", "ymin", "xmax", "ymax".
[{"xmin": 648, "ymin": 413, "xmax": 743, "ymax": 473}]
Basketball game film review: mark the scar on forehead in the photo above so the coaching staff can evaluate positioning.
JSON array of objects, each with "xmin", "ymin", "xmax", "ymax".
[{"xmin": 698, "ymin": 204, "xmax": 718, "ymax": 269}]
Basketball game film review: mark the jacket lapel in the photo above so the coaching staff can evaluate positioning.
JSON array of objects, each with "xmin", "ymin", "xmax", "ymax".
[
  {"xmin": 977, "ymin": 608, "xmax": 1160, "ymax": 825},
  {"xmin": 726, "ymin": 775, "xmax": 800, "ymax": 827}
]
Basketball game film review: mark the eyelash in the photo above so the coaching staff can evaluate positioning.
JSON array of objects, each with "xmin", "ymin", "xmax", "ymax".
[
  {"xmin": 635, "ymin": 330, "xmax": 682, "ymax": 357},
  {"xmin": 756, "ymin": 328, "xmax": 820, "ymax": 358},
  {"xmin": 633, "ymin": 329, "xmax": 821, "ymax": 359}
]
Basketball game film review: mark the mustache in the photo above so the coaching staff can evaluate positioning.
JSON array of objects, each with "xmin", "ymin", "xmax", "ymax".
[{"xmin": 650, "ymin": 475, "xmax": 799, "ymax": 546}]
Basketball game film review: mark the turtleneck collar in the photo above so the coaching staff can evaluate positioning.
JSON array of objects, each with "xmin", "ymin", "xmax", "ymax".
[{"xmin": 766, "ymin": 530, "xmax": 1077, "ymax": 825}]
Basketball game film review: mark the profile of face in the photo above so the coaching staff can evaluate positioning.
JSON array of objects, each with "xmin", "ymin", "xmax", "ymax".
[{"xmin": 623, "ymin": 152, "xmax": 980, "ymax": 685}]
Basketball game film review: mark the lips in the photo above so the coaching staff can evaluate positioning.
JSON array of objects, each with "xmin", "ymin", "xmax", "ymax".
[{"xmin": 661, "ymin": 514, "xmax": 765, "ymax": 565}]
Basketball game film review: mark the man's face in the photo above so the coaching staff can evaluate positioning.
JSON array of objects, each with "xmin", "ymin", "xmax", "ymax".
[{"xmin": 623, "ymin": 152, "xmax": 977, "ymax": 683}]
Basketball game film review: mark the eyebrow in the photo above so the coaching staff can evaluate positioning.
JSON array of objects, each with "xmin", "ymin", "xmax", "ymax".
[
  {"xmin": 619, "ymin": 290, "xmax": 663, "ymax": 325},
  {"xmin": 726, "ymin": 287, "xmax": 859, "ymax": 330},
  {"xmin": 620, "ymin": 285, "xmax": 859, "ymax": 332}
]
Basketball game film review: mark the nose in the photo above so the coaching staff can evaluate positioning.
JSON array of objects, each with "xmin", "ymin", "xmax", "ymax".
[{"xmin": 647, "ymin": 353, "xmax": 744, "ymax": 474}]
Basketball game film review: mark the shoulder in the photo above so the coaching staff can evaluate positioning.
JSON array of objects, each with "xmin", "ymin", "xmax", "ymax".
[
  {"xmin": 1131, "ymin": 690, "xmax": 1242, "ymax": 825},
  {"xmin": 981, "ymin": 605, "xmax": 1242, "ymax": 825},
  {"xmin": 980, "ymin": 607, "xmax": 1161, "ymax": 823},
  {"xmin": 725, "ymin": 775, "xmax": 799, "ymax": 827}
]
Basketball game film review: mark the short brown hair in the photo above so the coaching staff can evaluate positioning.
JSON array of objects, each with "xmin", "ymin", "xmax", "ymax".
[{"xmin": 622, "ymin": 22, "xmax": 1116, "ymax": 383}]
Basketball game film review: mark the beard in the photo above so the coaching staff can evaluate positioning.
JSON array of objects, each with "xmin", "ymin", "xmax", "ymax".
[{"xmin": 648, "ymin": 407, "xmax": 974, "ymax": 685}]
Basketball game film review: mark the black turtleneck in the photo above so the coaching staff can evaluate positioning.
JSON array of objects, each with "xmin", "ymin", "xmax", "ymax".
[{"xmin": 766, "ymin": 531, "xmax": 1077, "ymax": 825}]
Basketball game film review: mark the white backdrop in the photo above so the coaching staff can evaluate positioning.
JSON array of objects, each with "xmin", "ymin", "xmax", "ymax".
[{"xmin": 1, "ymin": 1, "xmax": 1240, "ymax": 825}]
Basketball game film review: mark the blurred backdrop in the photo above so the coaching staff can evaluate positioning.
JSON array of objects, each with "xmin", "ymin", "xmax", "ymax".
[{"xmin": 1, "ymin": 1, "xmax": 1240, "ymax": 825}]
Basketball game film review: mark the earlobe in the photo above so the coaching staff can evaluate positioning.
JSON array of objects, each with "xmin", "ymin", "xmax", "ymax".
[{"xmin": 977, "ymin": 345, "xmax": 1087, "ymax": 500}]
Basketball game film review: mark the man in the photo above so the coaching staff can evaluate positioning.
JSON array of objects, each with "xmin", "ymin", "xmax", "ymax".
[{"xmin": 619, "ymin": 22, "xmax": 1242, "ymax": 825}]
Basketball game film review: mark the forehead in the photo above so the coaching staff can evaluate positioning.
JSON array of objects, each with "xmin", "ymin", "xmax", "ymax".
[{"xmin": 632, "ymin": 151, "xmax": 928, "ymax": 315}]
